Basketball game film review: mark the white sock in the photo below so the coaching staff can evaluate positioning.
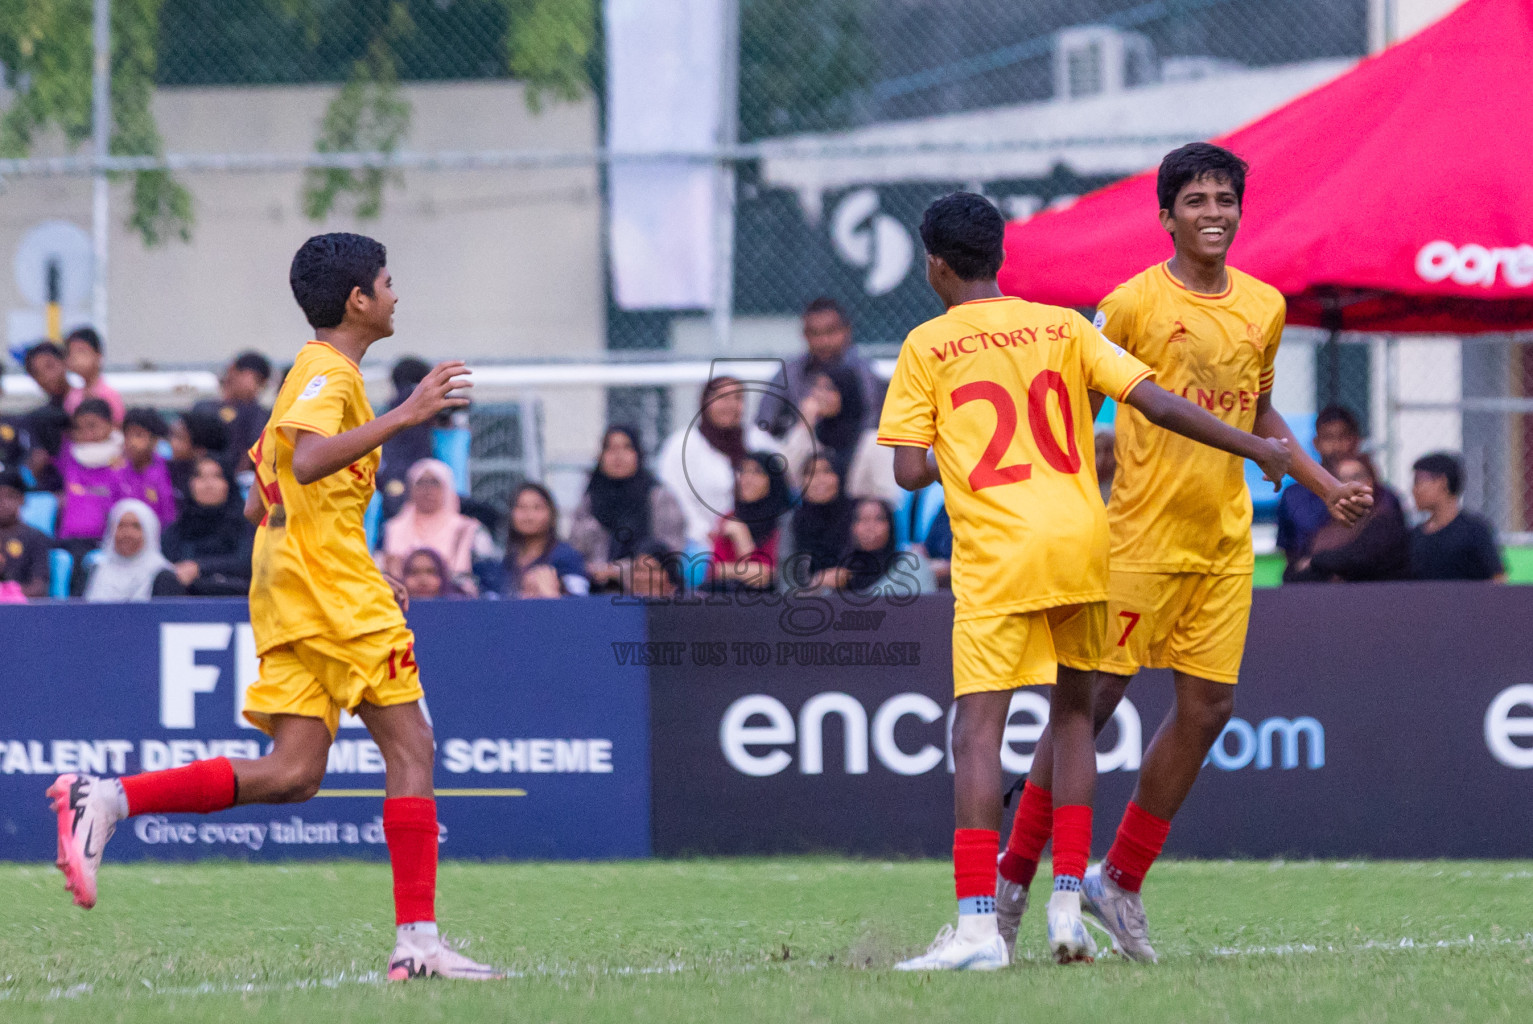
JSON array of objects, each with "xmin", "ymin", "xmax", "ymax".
[
  {"xmin": 108, "ymin": 779, "xmax": 129, "ymax": 820},
  {"xmin": 956, "ymin": 912, "xmax": 998, "ymax": 943},
  {"xmin": 398, "ymin": 921, "xmax": 438, "ymax": 939}
]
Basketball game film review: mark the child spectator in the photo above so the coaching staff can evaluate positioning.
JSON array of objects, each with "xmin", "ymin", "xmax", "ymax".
[
  {"xmin": 1409, "ymin": 451, "xmax": 1506, "ymax": 581},
  {"xmin": 380, "ymin": 459, "xmax": 493, "ymax": 595},
  {"xmin": 56, "ymin": 398, "xmax": 123, "ymax": 583},
  {"xmin": 707, "ymin": 451, "xmax": 791, "ymax": 592},
  {"xmin": 192, "ymin": 351, "xmax": 272, "ymax": 473},
  {"xmin": 498, "ymin": 482, "xmax": 589, "ymax": 598},
  {"xmin": 401, "ymin": 548, "xmax": 467, "ymax": 601},
  {"xmin": 168, "ymin": 408, "xmax": 232, "ymax": 508},
  {"xmin": 22, "ymin": 342, "xmax": 71, "ymax": 491},
  {"xmin": 1284, "ymin": 455, "xmax": 1409, "ymax": 583},
  {"xmin": 83, "ymin": 498, "xmax": 177, "ymax": 602},
  {"xmin": 789, "ymin": 453, "xmax": 854, "ymax": 588},
  {"xmin": 569, "ymin": 426, "xmax": 687, "ymax": 593},
  {"xmin": 160, "ymin": 456, "xmax": 255, "ymax": 596},
  {"xmin": 114, "ymin": 407, "xmax": 177, "ymax": 528},
  {"xmin": 0, "ymin": 469, "xmax": 50, "ymax": 599},
  {"xmin": 62, "ymin": 327, "xmax": 125, "ymax": 424}
]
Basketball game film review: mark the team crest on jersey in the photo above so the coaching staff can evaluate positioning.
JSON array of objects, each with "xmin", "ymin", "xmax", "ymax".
[
  {"xmin": 1168, "ymin": 319, "xmax": 1189, "ymax": 344},
  {"xmin": 1245, "ymin": 322, "xmax": 1265, "ymax": 349},
  {"xmin": 1092, "ymin": 310, "xmax": 1106, "ymax": 331},
  {"xmin": 298, "ymin": 375, "xmax": 327, "ymax": 401}
]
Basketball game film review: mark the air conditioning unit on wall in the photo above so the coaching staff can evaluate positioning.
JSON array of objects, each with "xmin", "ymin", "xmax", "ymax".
[{"xmin": 1053, "ymin": 25, "xmax": 1158, "ymax": 100}]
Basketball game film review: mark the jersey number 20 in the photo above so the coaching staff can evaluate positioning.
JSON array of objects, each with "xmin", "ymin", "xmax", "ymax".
[{"xmin": 952, "ymin": 372, "xmax": 1081, "ymax": 491}]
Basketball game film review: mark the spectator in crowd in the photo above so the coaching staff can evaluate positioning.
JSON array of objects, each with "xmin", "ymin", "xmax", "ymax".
[
  {"xmin": 838, "ymin": 498, "xmax": 928, "ymax": 596},
  {"xmin": 1095, "ymin": 425, "xmax": 1117, "ymax": 503},
  {"xmin": 707, "ymin": 451, "xmax": 791, "ymax": 592},
  {"xmin": 659, "ymin": 376, "xmax": 790, "ymax": 550},
  {"xmin": 192, "ymin": 351, "xmax": 272, "ymax": 474},
  {"xmin": 114, "ymin": 407, "xmax": 177, "ymax": 528},
  {"xmin": 56, "ymin": 398, "xmax": 123, "ymax": 583},
  {"xmin": 797, "ymin": 364, "xmax": 865, "ymax": 477},
  {"xmin": 569, "ymin": 425, "xmax": 687, "ymax": 594},
  {"xmin": 0, "ymin": 469, "xmax": 50, "ymax": 599},
  {"xmin": 0, "ymin": 370, "xmax": 30, "ymax": 474},
  {"xmin": 789, "ymin": 453, "xmax": 854, "ymax": 586},
  {"xmin": 83, "ymin": 498, "xmax": 177, "ymax": 602},
  {"xmin": 1283, "ymin": 454, "xmax": 1409, "ymax": 583},
  {"xmin": 498, "ymin": 482, "xmax": 589, "ymax": 599},
  {"xmin": 380, "ymin": 458, "xmax": 492, "ymax": 595},
  {"xmin": 22, "ymin": 341, "xmax": 72, "ymax": 490},
  {"xmin": 756, "ymin": 297, "xmax": 883, "ymax": 438},
  {"xmin": 62, "ymin": 327, "xmax": 125, "ymax": 424},
  {"xmin": 915, "ymin": 503, "xmax": 953, "ymax": 588},
  {"xmin": 160, "ymin": 456, "xmax": 255, "ymax": 596},
  {"xmin": 377, "ymin": 357, "xmax": 435, "ymax": 518},
  {"xmin": 1409, "ymin": 451, "xmax": 1506, "ymax": 581},
  {"xmin": 167, "ymin": 407, "xmax": 232, "ymax": 508},
  {"xmin": 400, "ymin": 548, "xmax": 468, "ymax": 601},
  {"xmin": 1278, "ymin": 405, "xmax": 1362, "ymax": 568}
]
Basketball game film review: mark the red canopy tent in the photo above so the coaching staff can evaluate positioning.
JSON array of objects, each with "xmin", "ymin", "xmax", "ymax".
[{"xmin": 997, "ymin": 0, "xmax": 1533, "ymax": 335}]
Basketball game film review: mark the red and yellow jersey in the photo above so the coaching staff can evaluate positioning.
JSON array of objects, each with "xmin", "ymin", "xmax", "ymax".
[
  {"xmin": 247, "ymin": 342, "xmax": 403, "ymax": 654},
  {"xmin": 878, "ymin": 297, "xmax": 1153, "ymax": 621},
  {"xmin": 1098, "ymin": 262, "xmax": 1285, "ymax": 574}
]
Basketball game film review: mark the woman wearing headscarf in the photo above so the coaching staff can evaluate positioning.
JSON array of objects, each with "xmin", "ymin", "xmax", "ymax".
[
  {"xmin": 400, "ymin": 547, "xmax": 468, "ymax": 601},
  {"xmin": 381, "ymin": 459, "xmax": 493, "ymax": 594},
  {"xmin": 789, "ymin": 452, "xmax": 854, "ymax": 588},
  {"xmin": 838, "ymin": 498, "xmax": 929, "ymax": 597},
  {"xmin": 707, "ymin": 451, "xmax": 792, "ymax": 591},
  {"xmin": 569, "ymin": 425, "xmax": 687, "ymax": 593},
  {"xmin": 657, "ymin": 377, "xmax": 811, "ymax": 550},
  {"xmin": 84, "ymin": 498, "xmax": 178, "ymax": 602},
  {"xmin": 160, "ymin": 455, "xmax": 255, "ymax": 596}
]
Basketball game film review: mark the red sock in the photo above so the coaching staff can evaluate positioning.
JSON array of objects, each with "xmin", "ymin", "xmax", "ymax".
[
  {"xmin": 384, "ymin": 797, "xmax": 438, "ymax": 925},
  {"xmin": 1104, "ymin": 801, "xmax": 1171, "ymax": 893},
  {"xmin": 953, "ymin": 828, "xmax": 999, "ymax": 902},
  {"xmin": 120, "ymin": 757, "xmax": 237, "ymax": 816},
  {"xmin": 998, "ymin": 781, "xmax": 1052, "ymax": 886},
  {"xmin": 1051, "ymin": 804, "xmax": 1092, "ymax": 881}
]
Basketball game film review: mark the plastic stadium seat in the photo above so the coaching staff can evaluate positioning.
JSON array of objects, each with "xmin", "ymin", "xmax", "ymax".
[
  {"xmin": 21, "ymin": 492, "xmax": 58, "ymax": 536},
  {"xmin": 48, "ymin": 549, "xmax": 73, "ymax": 599}
]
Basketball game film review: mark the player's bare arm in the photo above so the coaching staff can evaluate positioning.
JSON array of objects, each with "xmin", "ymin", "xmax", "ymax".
[
  {"xmin": 1252, "ymin": 393, "xmax": 1373, "ymax": 523},
  {"xmin": 244, "ymin": 484, "xmax": 265, "ymax": 526},
  {"xmin": 892, "ymin": 445, "xmax": 940, "ymax": 491},
  {"xmin": 1124, "ymin": 379, "xmax": 1292, "ymax": 487},
  {"xmin": 290, "ymin": 361, "xmax": 471, "ymax": 484}
]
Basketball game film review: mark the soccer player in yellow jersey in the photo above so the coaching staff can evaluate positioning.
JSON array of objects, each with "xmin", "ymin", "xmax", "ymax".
[
  {"xmin": 997, "ymin": 144, "xmax": 1373, "ymax": 963},
  {"xmin": 880, "ymin": 193, "xmax": 1291, "ymax": 970},
  {"xmin": 48, "ymin": 233, "xmax": 502, "ymax": 981}
]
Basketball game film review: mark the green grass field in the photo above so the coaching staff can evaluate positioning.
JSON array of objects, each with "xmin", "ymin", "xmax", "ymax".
[{"xmin": 4, "ymin": 858, "xmax": 1530, "ymax": 1023}]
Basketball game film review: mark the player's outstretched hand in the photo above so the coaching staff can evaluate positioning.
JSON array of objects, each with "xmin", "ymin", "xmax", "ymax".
[
  {"xmin": 401, "ymin": 360, "xmax": 472, "ymax": 426},
  {"xmin": 1325, "ymin": 480, "xmax": 1374, "ymax": 525},
  {"xmin": 1254, "ymin": 436, "xmax": 1292, "ymax": 491}
]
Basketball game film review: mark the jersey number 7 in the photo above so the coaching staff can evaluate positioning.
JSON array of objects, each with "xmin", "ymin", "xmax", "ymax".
[{"xmin": 952, "ymin": 371, "xmax": 1082, "ymax": 491}]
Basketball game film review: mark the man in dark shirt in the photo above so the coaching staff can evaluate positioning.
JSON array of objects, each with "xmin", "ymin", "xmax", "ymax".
[
  {"xmin": 1409, "ymin": 451, "xmax": 1505, "ymax": 581},
  {"xmin": 378, "ymin": 356, "xmax": 436, "ymax": 518},
  {"xmin": 0, "ymin": 369, "xmax": 32, "ymax": 472},
  {"xmin": 1277, "ymin": 405, "xmax": 1362, "ymax": 567},
  {"xmin": 755, "ymin": 297, "xmax": 884, "ymax": 438},
  {"xmin": 22, "ymin": 341, "xmax": 71, "ymax": 491},
  {"xmin": 0, "ymin": 469, "xmax": 50, "ymax": 597},
  {"xmin": 192, "ymin": 350, "xmax": 272, "ymax": 474}
]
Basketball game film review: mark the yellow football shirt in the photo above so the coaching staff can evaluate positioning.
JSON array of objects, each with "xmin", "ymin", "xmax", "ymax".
[
  {"xmin": 878, "ymin": 297, "xmax": 1153, "ymax": 621},
  {"xmin": 1097, "ymin": 262, "xmax": 1285, "ymax": 574},
  {"xmin": 247, "ymin": 342, "xmax": 404, "ymax": 654}
]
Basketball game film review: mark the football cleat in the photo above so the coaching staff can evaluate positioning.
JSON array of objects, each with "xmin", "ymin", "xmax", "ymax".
[
  {"xmin": 47, "ymin": 773, "xmax": 121, "ymax": 910},
  {"xmin": 387, "ymin": 930, "xmax": 505, "ymax": 981},
  {"xmin": 1082, "ymin": 863, "xmax": 1158, "ymax": 963},
  {"xmin": 892, "ymin": 922, "xmax": 1008, "ymax": 972},
  {"xmin": 995, "ymin": 861, "xmax": 1030, "ymax": 961},
  {"xmin": 1045, "ymin": 889, "xmax": 1097, "ymax": 964}
]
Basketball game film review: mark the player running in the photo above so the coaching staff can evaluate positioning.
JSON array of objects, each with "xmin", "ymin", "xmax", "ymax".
[
  {"xmin": 880, "ymin": 192, "xmax": 1292, "ymax": 971},
  {"xmin": 995, "ymin": 143, "xmax": 1373, "ymax": 963},
  {"xmin": 47, "ymin": 233, "xmax": 502, "ymax": 981}
]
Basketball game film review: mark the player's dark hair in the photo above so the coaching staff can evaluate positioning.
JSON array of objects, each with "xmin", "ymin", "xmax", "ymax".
[
  {"xmin": 289, "ymin": 233, "xmax": 388, "ymax": 330},
  {"xmin": 65, "ymin": 326, "xmax": 102, "ymax": 353},
  {"xmin": 0, "ymin": 467, "xmax": 25, "ymax": 494},
  {"xmin": 508, "ymin": 482, "xmax": 558, "ymax": 545},
  {"xmin": 391, "ymin": 356, "xmax": 432, "ymax": 395},
  {"xmin": 232, "ymin": 350, "xmax": 272, "ymax": 382},
  {"xmin": 1315, "ymin": 404, "xmax": 1361, "ymax": 437},
  {"xmin": 1157, "ymin": 142, "xmax": 1248, "ymax": 213},
  {"xmin": 24, "ymin": 341, "xmax": 65, "ymax": 371},
  {"xmin": 919, "ymin": 192, "xmax": 1006, "ymax": 281},
  {"xmin": 803, "ymin": 296, "xmax": 845, "ymax": 320},
  {"xmin": 1412, "ymin": 451, "xmax": 1463, "ymax": 496},
  {"xmin": 182, "ymin": 407, "xmax": 230, "ymax": 453},
  {"xmin": 72, "ymin": 397, "xmax": 112, "ymax": 424},
  {"xmin": 123, "ymin": 407, "xmax": 169, "ymax": 438}
]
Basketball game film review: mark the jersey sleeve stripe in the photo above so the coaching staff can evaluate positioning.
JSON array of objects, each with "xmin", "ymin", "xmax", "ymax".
[
  {"xmin": 1114, "ymin": 368, "xmax": 1155, "ymax": 402},
  {"xmin": 876, "ymin": 435, "xmax": 931, "ymax": 448},
  {"xmin": 274, "ymin": 417, "xmax": 336, "ymax": 439}
]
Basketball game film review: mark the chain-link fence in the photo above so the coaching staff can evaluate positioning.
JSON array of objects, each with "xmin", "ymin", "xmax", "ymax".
[{"xmin": 6, "ymin": 0, "xmax": 1528, "ymax": 536}]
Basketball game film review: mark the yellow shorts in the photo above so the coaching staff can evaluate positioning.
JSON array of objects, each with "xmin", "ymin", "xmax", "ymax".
[
  {"xmin": 244, "ymin": 623, "xmax": 424, "ymax": 737},
  {"xmin": 1096, "ymin": 570, "xmax": 1252, "ymax": 684},
  {"xmin": 951, "ymin": 602, "xmax": 1106, "ymax": 698}
]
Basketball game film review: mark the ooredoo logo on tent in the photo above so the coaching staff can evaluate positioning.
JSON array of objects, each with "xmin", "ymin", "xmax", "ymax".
[{"xmin": 1416, "ymin": 240, "xmax": 1533, "ymax": 288}]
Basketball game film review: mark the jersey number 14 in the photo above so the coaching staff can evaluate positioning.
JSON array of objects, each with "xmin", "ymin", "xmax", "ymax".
[{"xmin": 953, "ymin": 371, "xmax": 1082, "ymax": 491}]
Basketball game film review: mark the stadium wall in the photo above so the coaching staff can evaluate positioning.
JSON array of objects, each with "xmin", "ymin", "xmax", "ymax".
[{"xmin": 2, "ymin": 585, "xmax": 1529, "ymax": 862}]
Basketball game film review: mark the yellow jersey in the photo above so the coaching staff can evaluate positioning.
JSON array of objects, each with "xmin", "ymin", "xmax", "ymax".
[
  {"xmin": 878, "ymin": 296, "xmax": 1153, "ymax": 621},
  {"xmin": 1097, "ymin": 262, "xmax": 1285, "ymax": 574},
  {"xmin": 247, "ymin": 342, "xmax": 404, "ymax": 654}
]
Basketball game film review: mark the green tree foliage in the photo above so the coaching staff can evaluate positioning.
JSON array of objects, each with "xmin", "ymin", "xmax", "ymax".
[{"xmin": 739, "ymin": 0, "xmax": 873, "ymax": 140}]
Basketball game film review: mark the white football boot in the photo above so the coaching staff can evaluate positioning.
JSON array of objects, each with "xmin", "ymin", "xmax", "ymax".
[
  {"xmin": 995, "ymin": 859, "xmax": 1030, "ymax": 962},
  {"xmin": 1081, "ymin": 863, "xmax": 1158, "ymax": 963},
  {"xmin": 892, "ymin": 922, "xmax": 1008, "ymax": 972},
  {"xmin": 47, "ymin": 774, "xmax": 124, "ymax": 909},
  {"xmin": 388, "ymin": 929, "xmax": 505, "ymax": 981},
  {"xmin": 1045, "ymin": 889, "xmax": 1097, "ymax": 964}
]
